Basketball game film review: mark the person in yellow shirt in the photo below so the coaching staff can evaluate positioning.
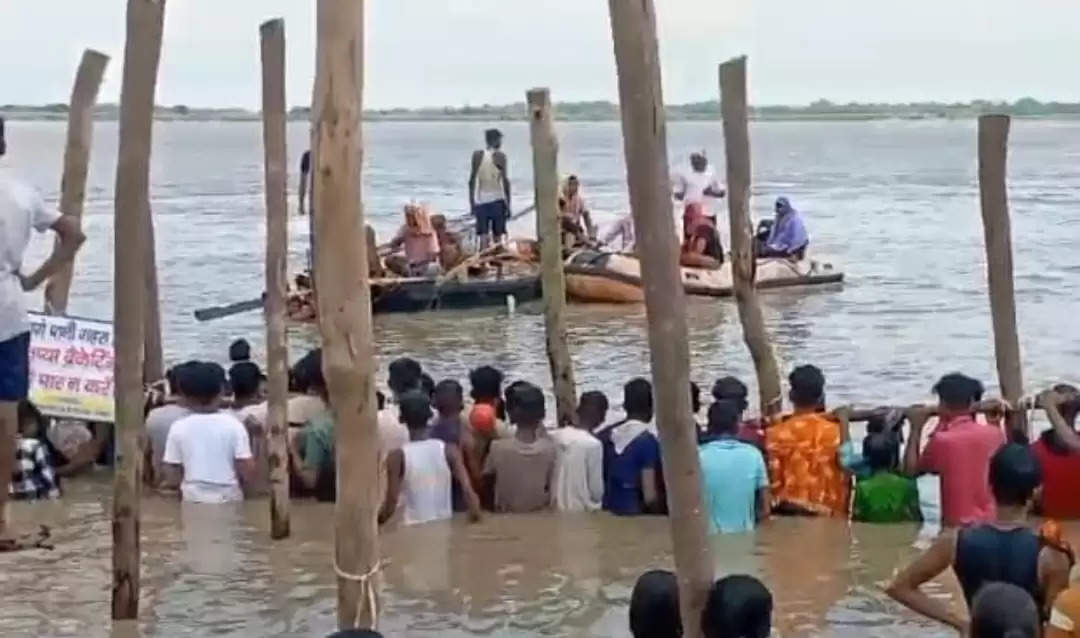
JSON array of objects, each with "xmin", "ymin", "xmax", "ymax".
[{"xmin": 764, "ymin": 365, "xmax": 851, "ymax": 517}]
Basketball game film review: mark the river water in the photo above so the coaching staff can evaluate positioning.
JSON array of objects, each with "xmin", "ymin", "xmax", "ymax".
[{"xmin": 3, "ymin": 119, "xmax": 1080, "ymax": 636}]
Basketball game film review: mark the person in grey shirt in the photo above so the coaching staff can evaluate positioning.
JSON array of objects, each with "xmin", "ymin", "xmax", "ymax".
[{"xmin": 145, "ymin": 361, "xmax": 197, "ymax": 486}]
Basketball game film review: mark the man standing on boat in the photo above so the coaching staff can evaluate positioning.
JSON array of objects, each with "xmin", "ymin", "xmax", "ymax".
[
  {"xmin": 674, "ymin": 151, "xmax": 725, "ymax": 238},
  {"xmin": 0, "ymin": 116, "xmax": 86, "ymax": 541},
  {"xmin": 468, "ymin": 129, "xmax": 511, "ymax": 250}
]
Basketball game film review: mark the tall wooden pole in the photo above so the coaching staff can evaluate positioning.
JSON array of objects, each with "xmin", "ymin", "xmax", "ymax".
[
  {"xmin": 977, "ymin": 114, "xmax": 1026, "ymax": 438},
  {"xmin": 260, "ymin": 18, "xmax": 291, "ymax": 540},
  {"xmin": 719, "ymin": 57, "xmax": 783, "ymax": 419},
  {"xmin": 606, "ymin": 2, "xmax": 714, "ymax": 636},
  {"xmin": 112, "ymin": 0, "xmax": 165, "ymax": 621},
  {"xmin": 142, "ymin": 217, "xmax": 163, "ymax": 383},
  {"xmin": 527, "ymin": 88, "xmax": 578, "ymax": 427},
  {"xmin": 44, "ymin": 49, "xmax": 109, "ymax": 315},
  {"xmin": 313, "ymin": 0, "xmax": 380, "ymax": 629}
]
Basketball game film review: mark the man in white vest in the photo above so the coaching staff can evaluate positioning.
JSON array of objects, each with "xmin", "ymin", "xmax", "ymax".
[{"xmin": 468, "ymin": 128, "xmax": 511, "ymax": 249}]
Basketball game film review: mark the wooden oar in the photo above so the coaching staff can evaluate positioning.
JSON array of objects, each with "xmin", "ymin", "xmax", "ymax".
[{"xmin": 194, "ymin": 296, "xmax": 265, "ymax": 322}]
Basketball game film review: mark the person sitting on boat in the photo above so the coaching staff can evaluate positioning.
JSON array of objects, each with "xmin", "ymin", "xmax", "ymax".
[
  {"xmin": 388, "ymin": 203, "xmax": 441, "ymax": 277},
  {"xmin": 674, "ymin": 151, "xmax": 725, "ymax": 238},
  {"xmin": 680, "ymin": 223, "xmax": 724, "ymax": 270},
  {"xmin": 558, "ymin": 175, "xmax": 596, "ymax": 247},
  {"xmin": 758, "ymin": 197, "xmax": 809, "ymax": 259},
  {"xmin": 430, "ymin": 214, "xmax": 466, "ymax": 271}
]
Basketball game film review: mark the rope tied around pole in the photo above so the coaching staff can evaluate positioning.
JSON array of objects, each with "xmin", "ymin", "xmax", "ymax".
[{"xmin": 334, "ymin": 557, "xmax": 386, "ymax": 629}]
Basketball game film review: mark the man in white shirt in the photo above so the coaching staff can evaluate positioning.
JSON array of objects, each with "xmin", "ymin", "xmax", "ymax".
[
  {"xmin": 0, "ymin": 116, "xmax": 86, "ymax": 539},
  {"xmin": 549, "ymin": 391, "xmax": 607, "ymax": 512},
  {"xmin": 162, "ymin": 362, "xmax": 255, "ymax": 503},
  {"xmin": 674, "ymin": 151, "xmax": 725, "ymax": 237}
]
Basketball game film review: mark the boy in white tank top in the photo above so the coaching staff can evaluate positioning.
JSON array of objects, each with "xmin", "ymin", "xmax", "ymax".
[{"xmin": 380, "ymin": 391, "xmax": 481, "ymax": 526}]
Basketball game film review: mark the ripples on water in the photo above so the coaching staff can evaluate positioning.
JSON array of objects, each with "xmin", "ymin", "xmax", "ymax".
[{"xmin": 3, "ymin": 119, "xmax": 1079, "ymax": 635}]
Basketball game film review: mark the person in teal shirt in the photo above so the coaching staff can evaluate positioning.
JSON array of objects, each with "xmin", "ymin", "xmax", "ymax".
[
  {"xmin": 853, "ymin": 431, "xmax": 922, "ymax": 523},
  {"xmin": 698, "ymin": 400, "xmax": 770, "ymax": 534}
]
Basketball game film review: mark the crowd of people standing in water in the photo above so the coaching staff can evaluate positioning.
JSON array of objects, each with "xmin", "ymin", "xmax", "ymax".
[{"xmin": 297, "ymin": 130, "xmax": 813, "ymax": 282}]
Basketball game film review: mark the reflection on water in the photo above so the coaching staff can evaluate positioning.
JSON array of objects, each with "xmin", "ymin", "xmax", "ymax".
[{"xmin": 5, "ymin": 119, "xmax": 1080, "ymax": 635}]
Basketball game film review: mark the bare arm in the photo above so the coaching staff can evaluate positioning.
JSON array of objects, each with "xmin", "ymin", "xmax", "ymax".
[
  {"xmin": 901, "ymin": 407, "xmax": 930, "ymax": 477},
  {"xmin": 641, "ymin": 468, "xmax": 659, "ymax": 512},
  {"xmin": 467, "ymin": 150, "xmax": 482, "ymax": 211},
  {"xmin": 446, "ymin": 443, "xmax": 482, "ymax": 522},
  {"xmin": 1040, "ymin": 546, "xmax": 1073, "ymax": 621},
  {"xmin": 495, "ymin": 152, "xmax": 511, "ymax": 210},
  {"xmin": 1041, "ymin": 390, "xmax": 1080, "ymax": 452},
  {"xmin": 160, "ymin": 463, "xmax": 183, "ymax": 491},
  {"xmin": 886, "ymin": 532, "xmax": 966, "ymax": 632},
  {"xmin": 756, "ymin": 487, "xmax": 771, "ymax": 522},
  {"xmin": 378, "ymin": 449, "xmax": 404, "ymax": 525},
  {"xmin": 582, "ymin": 209, "xmax": 596, "ymax": 239},
  {"xmin": 234, "ymin": 457, "xmax": 256, "ymax": 487},
  {"xmin": 24, "ymin": 215, "xmax": 86, "ymax": 291},
  {"xmin": 287, "ymin": 437, "xmax": 318, "ymax": 491}
]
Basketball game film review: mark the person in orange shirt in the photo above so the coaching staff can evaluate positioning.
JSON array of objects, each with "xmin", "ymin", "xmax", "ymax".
[{"xmin": 764, "ymin": 365, "xmax": 851, "ymax": 517}]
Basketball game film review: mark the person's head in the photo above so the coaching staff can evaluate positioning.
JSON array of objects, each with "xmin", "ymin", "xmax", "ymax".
[
  {"xmin": 565, "ymin": 174, "xmax": 580, "ymax": 197},
  {"xmin": 932, "ymin": 372, "xmax": 983, "ymax": 418},
  {"xmin": 862, "ymin": 431, "xmax": 901, "ymax": 472},
  {"xmin": 296, "ymin": 348, "xmax": 326, "ymax": 398},
  {"xmin": 387, "ymin": 357, "xmax": 423, "ymax": 398},
  {"xmin": 775, "ymin": 197, "xmax": 793, "ymax": 216},
  {"xmin": 398, "ymin": 390, "xmax": 432, "ymax": 431},
  {"xmin": 434, "ymin": 379, "xmax": 463, "ymax": 417},
  {"xmin": 484, "ymin": 128, "xmax": 503, "ymax": 149},
  {"xmin": 469, "ymin": 365, "xmax": 504, "ymax": 403},
  {"xmin": 712, "ymin": 376, "xmax": 749, "ymax": 414},
  {"xmin": 577, "ymin": 391, "xmax": 609, "ymax": 429},
  {"xmin": 989, "ymin": 443, "xmax": 1041, "ymax": 508},
  {"xmin": 186, "ymin": 361, "xmax": 227, "ymax": 408},
  {"xmin": 229, "ymin": 361, "xmax": 262, "ymax": 403},
  {"xmin": 624, "ymin": 378, "xmax": 654, "ymax": 421},
  {"xmin": 969, "ymin": 582, "xmax": 1038, "ymax": 638},
  {"xmin": 629, "ymin": 570, "xmax": 682, "ymax": 638},
  {"xmin": 228, "ymin": 338, "xmax": 251, "ymax": 363},
  {"xmin": 430, "ymin": 213, "xmax": 447, "ymax": 233},
  {"xmin": 420, "ymin": 373, "xmax": 435, "ymax": 399},
  {"xmin": 508, "ymin": 383, "xmax": 545, "ymax": 429},
  {"xmin": 690, "ymin": 151, "xmax": 707, "ymax": 173},
  {"xmin": 17, "ymin": 400, "xmax": 47, "ymax": 439},
  {"xmin": 788, "ymin": 365, "xmax": 825, "ymax": 410},
  {"xmin": 503, "ymin": 380, "xmax": 530, "ymax": 415},
  {"xmin": 0, "ymin": 116, "xmax": 6, "ymax": 156},
  {"xmin": 1055, "ymin": 383, "xmax": 1080, "ymax": 426},
  {"xmin": 325, "ymin": 630, "xmax": 384, "ymax": 638},
  {"xmin": 167, "ymin": 360, "xmax": 199, "ymax": 398},
  {"xmin": 707, "ymin": 400, "xmax": 742, "ymax": 438},
  {"xmin": 688, "ymin": 382, "xmax": 702, "ymax": 414},
  {"xmin": 701, "ymin": 575, "xmax": 773, "ymax": 638},
  {"xmin": 403, "ymin": 203, "xmax": 424, "ymax": 229}
]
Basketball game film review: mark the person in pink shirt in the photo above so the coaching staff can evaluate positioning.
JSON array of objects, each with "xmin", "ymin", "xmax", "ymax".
[{"xmin": 902, "ymin": 373, "xmax": 1006, "ymax": 527}]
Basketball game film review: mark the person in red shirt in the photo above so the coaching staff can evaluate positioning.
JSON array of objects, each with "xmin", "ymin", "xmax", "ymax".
[
  {"xmin": 1033, "ymin": 385, "xmax": 1080, "ymax": 519},
  {"xmin": 902, "ymin": 373, "xmax": 1006, "ymax": 527}
]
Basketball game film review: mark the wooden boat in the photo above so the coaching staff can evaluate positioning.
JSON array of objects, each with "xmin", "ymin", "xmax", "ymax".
[{"xmin": 563, "ymin": 249, "xmax": 844, "ymax": 303}]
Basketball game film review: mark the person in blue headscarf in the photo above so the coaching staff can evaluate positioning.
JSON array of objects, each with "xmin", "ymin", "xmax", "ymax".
[{"xmin": 759, "ymin": 197, "xmax": 809, "ymax": 259}]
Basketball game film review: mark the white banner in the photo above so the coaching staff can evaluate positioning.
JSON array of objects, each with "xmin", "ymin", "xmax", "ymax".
[{"xmin": 26, "ymin": 311, "xmax": 114, "ymax": 422}]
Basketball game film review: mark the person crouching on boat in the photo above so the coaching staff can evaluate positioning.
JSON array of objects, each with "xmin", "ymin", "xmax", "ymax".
[
  {"xmin": 674, "ymin": 151, "xmax": 725, "ymax": 239},
  {"xmin": 430, "ymin": 214, "xmax": 466, "ymax": 271},
  {"xmin": 388, "ymin": 203, "xmax": 441, "ymax": 277},
  {"xmin": 757, "ymin": 197, "xmax": 809, "ymax": 259},
  {"xmin": 680, "ymin": 223, "xmax": 724, "ymax": 270},
  {"xmin": 558, "ymin": 175, "xmax": 596, "ymax": 248}
]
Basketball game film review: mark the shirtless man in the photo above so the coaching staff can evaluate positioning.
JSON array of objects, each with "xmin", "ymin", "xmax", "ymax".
[{"xmin": 468, "ymin": 129, "xmax": 511, "ymax": 250}]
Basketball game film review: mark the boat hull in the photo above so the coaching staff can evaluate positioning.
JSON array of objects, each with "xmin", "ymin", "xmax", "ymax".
[{"xmin": 564, "ymin": 250, "xmax": 843, "ymax": 303}]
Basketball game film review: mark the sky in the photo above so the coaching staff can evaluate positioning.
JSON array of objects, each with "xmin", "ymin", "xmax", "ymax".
[{"xmin": 2, "ymin": 0, "xmax": 1079, "ymax": 109}]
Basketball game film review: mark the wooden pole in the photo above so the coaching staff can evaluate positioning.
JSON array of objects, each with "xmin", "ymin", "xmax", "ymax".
[
  {"xmin": 112, "ymin": 0, "xmax": 165, "ymax": 621},
  {"xmin": 142, "ymin": 216, "xmax": 164, "ymax": 383},
  {"xmin": 977, "ymin": 114, "xmax": 1026, "ymax": 439},
  {"xmin": 44, "ymin": 49, "xmax": 109, "ymax": 315},
  {"xmin": 605, "ymin": 2, "xmax": 714, "ymax": 636},
  {"xmin": 260, "ymin": 18, "xmax": 291, "ymax": 541},
  {"xmin": 526, "ymin": 88, "xmax": 578, "ymax": 427},
  {"xmin": 719, "ymin": 57, "xmax": 783, "ymax": 420},
  {"xmin": 313, "ymin": 0, "xmax": 380, "ymax": 629}
]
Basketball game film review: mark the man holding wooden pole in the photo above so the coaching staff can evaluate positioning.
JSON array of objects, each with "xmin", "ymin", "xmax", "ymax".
[
  {"xmin": 260, "ymin": 17, "xmax": 290, "ymax": 540},
  {"xmin": 977, "ymin": 114, "xmax": 1026, "ymax": 440},
  {"xmin": 312, "ymin": 0, "xmax": 381, "ymax": 629},
  {"xmin": 606, "ymin": 1, "xmax": 714, "ymax": 635},
  {"xmin": 719, "ymin": 57, "xmax": 784, "ymax": 421},
  {"xmin": 111, "ymin": 0, "xmax": 166, "ymax": 620},
  {"xmin": 526, "ymin": 87, "xmax": 578, "ymax": 427}
]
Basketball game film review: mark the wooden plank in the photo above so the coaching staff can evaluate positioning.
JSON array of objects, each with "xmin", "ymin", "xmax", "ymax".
[
  {"xmin": 260, "ymin": 17, "xmax": 290, "ymax": 541},
  {"xmin": 312, "ymin": 0, "xmax": 381, "ymax": 630},
  {"xmin": 719, "ymin": 57, "xmax": 783, "ymax": 419},
  {"xmin": 44, "ymin": 49, "xmax": 109, "ymax": 315},
  {"xmin": 111, "ymin": 0, "xmax": 165, "ymax": 621},
  {"xmin": 526, "ymin": 88, "xmax": 578, "ymax": 426},
  {"xmin": 605, "ymin": 2, "xmax": 714, "ymax": 636},
  {"xmin": 977, "ymin": 114, "xmax": 1026, "ymax": 439}
]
